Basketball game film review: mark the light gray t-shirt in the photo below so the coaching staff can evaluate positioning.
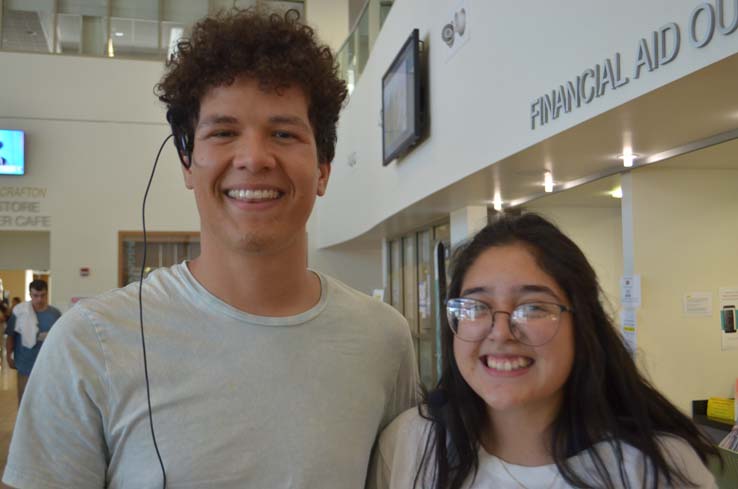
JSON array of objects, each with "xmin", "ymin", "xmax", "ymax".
[
  {"xmin": 3, "ymin": 263, "xmax": 418, "ymax": 489},
  {"xmin": 369, "ymin": 409, "xmax": 717, "ymax": 489}
]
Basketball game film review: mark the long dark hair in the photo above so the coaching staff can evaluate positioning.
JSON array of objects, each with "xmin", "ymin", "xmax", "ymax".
[{"xmin": 415, "ymin": 212, "xmax": 717, "ymax": 489}]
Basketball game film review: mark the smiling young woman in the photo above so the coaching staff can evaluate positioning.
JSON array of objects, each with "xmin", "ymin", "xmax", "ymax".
[{"xmin": 369, "ymin": 213, "xmax": 718, "ymax": 489}]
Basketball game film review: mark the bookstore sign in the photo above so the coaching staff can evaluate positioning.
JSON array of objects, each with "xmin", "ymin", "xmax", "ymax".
[{"xmin": 0, "ymin": 186, "xmax": 51, "ymax": 228}]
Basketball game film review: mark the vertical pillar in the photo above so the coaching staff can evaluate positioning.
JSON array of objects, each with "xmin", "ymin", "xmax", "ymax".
[
  {"xmin": 450, "ymin": 205, "xmax": 487, "ymax": 248},
  {"xmin": 0, "ymin": 0, "xmax": 4, "ymax": 51},
  {"xmin": 81, "ymin": 15, "xmax": 105, "ymax": 56},
  {"xmin": 621, "ymin": 172, "xmax": 634, "ymax": 276}
]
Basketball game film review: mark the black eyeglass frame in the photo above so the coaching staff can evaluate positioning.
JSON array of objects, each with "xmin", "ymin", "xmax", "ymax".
[{"xmin": 446, "ymin": 297, "xmax": 574, "ymax": 346}]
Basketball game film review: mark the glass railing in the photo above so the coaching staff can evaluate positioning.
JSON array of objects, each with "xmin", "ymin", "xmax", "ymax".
[
  {"xmin": 0, "ymin": 0, "xmax": 304, "ymax": 61},
  {"xmin": 336, "ymin": 0, "xmax": 394, "ymax": 95}
]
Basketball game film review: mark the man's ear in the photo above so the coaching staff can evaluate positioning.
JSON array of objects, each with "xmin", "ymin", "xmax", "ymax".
[
  {"xmin": 316, "ymin": 162, "xmax": 331, "ymax": 196},
  {"xmin": 181, "ymin": 156, "xmax": 194, "ymax": 189}
]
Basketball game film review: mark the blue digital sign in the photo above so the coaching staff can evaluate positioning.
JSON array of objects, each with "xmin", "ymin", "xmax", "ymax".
[{"xmin": 0, "ymin": 130, "xmax": 25, "ymax": 176}]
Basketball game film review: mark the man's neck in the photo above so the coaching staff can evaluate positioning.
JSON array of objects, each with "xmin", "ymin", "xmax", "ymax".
[
  {"xmin": 188, "ymin": 233, "xmax": 321, "ymax": 317},
  {"xmin": 32, "ymin": 304, "xmax": 48, "ymax": 313}
]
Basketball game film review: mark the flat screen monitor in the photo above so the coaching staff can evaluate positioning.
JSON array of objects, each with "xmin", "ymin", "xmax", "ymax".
[
  {"xmin": 0, "ymin": 130, "xmax": 25, "ymax": 176},
  {"xmin": 382, "ymin": 29, "xmax": 423, "ymax": 166}
]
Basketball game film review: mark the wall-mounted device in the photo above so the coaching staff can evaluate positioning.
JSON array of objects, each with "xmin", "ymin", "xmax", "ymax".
[
  {"xmin": 441, "ymin": 8, "xmax": 466, "ymax": 47},
  {"xmin": 381, "ymin": 28, "xmax": 426, "ymax": 166},
  {"xmin": 722, "ymin": 305, "xmax": 736, "ymax": 333},
  {"xmin": 0, "ymin": 129, "xmax": 25, "ymax": 176}
]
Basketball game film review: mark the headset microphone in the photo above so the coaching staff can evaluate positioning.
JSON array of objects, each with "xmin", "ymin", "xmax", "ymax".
[
  {"xmin": 139, "ymin": 129, "xmax": 175, "ymax": 488},
  {"xmin": 166, "ymin": 108, "xmax": 193, "ymax": 169}
]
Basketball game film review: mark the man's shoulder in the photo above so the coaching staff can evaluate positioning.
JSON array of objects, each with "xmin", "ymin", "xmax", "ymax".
[
  {"xmin": 323, "ymin": 273, "xmax": 408, "ymax": 326},
  {"xmin": 67, "ymin": 264, "xmax": 187, "ymax": 326},
  {"xmin": 82, "ymin": 263, "xmax": 185, "ymax": 307},
  {"xmin": 73, "ymin": 283, "xmax": 141, "ymax": 319}
]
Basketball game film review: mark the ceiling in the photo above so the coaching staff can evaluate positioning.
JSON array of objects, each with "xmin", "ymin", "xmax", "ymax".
[
  {"xmin": 1, "ymin": 1, "xmax": 304, "ymax": 59},
  {"xmin": 336, "ymin": 51, "xmax": 738, "ymax": 247},
  {"xmin": 526, "ymin": 174, "xmax": 623, "ymax": 210}
]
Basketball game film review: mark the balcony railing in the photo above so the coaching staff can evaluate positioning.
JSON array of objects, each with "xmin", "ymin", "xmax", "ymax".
[
  {"xmin": 336, "ymin": 0, "xmax": 394, "ymax": 95},
  {"xmin": 0, "ymin": 0, "xmax": 304, "ymax": 61}
]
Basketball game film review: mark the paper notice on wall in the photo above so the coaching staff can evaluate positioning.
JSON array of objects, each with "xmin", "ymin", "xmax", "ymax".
[
  {"xmin": 620, "ymin": 308, "xmax": 637, "ymax": 355},
  {"xmin": 418, "ymin": 280, "xmax": 430, "ymax": 319},
  {"xmin": 719, "ymin": 287, "xmax": 738, "ymax": 307},
  {"xmin": 620, "ymin": 275, "xmax": 641, "ymax": 308},
  {"xmin": 683, "ymin": 292, "xmax": 712, "ymax": 316},
  {"xmin": 721, "ymin": 331, "xmax": 738, "ymax": 351}
]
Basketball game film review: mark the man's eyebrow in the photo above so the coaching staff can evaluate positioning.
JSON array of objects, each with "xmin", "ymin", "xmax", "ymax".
[
  {"xmin": 196, "ymin": 115, "xmax": 238, "ymax": 129},
  {"xmin": 268, "ymin": 115, "xmax": 312, "ymax": 131},
  {"xmin": 195, "ymin": 114, "xmax": 312, "ymax": 132}
]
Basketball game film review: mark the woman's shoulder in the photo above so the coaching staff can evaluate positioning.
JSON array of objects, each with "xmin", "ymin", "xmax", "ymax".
[
  {"xmin": 372, "ymin": 407, "xmax": 437, "ymax": 489},
  {"xmin": 580, "ymin": 435, "xmax": 716, "ymax": 488},
  {"xmin": 379, "ymin": 407, "xmax": 433, "ymax": 451},
  {"xmin": 653, "ymin": 434, "xmax": 716, "ymax": 486},
  {"xmin": 609, "ymin": 434, "xmax": 709, "ymax": 468}
]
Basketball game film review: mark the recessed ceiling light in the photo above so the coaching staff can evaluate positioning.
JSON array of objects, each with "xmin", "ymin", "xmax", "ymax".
[
  {"xmin": 543, "ymin": 171, "xmax": 554, "ymax": 193},
  {"xmin": 114, "ymin": 32, "xmax": 124, "ymax": 37},
  {"xmin": 610, "ymin": 187, "xmax": 623, "ymax": 199},
  {"xmin": 619, "ymin": 148, "xmax": 639, "ymax": 168},
  {"xmin": 492, "ymin": 193, "xmax": 503, "ymax": 211}
]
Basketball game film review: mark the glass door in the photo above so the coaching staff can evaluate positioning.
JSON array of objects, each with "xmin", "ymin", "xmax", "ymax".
[
  {"xmin": 416, "ymin": 229, "xmax": 434, "ymax": 387},
  {"xmin": 387, "ymin": 221, "xmax": 450, "ymax": 388}
]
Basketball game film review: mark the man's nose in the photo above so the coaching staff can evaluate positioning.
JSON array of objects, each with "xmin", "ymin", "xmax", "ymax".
[{"xmin": 232, "ymin": 132, "xmax": 277, "ymax": 172}]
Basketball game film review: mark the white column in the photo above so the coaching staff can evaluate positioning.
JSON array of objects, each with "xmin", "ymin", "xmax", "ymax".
[
  {"xmin": 450, "ymin": 205, "xmax": 487, "ymax": 248},
  {"xmin": 621, "ymin": 172, "xmax": 634, "ymax": 276}
]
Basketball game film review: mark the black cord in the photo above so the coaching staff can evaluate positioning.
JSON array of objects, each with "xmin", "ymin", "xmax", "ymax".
[{"xmin": 139, "ymin": 134, "xmax": 172, "ymax": 488}]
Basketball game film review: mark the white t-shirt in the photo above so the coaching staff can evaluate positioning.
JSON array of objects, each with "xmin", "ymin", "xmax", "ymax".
[
  {"xmin": 4, "ymin": 263, "xmax": 418, "ymax": 489},
  {"xmin": 369, "ymin": 408, "xmax": 718, "ymax": 489}
]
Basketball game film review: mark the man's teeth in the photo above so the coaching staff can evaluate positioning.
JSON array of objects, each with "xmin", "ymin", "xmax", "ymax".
[
  {"xmin": 485, "ymin": 356, "xmax": 533, "ymax": 371},
  {"xmin": 227, "ymin": 189, "xmax": 280, "ymax": 201}
]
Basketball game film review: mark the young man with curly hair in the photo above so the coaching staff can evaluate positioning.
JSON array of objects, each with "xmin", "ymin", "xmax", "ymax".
[{"xmin": 3, "ymin": 9, "xmax": 417, "ymax": 489}]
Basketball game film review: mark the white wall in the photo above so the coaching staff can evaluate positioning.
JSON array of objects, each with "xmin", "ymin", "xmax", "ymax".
[
  {"xmin": 306, "ymin": 206, "xmax": 382, "ymax": 295},
  {"xmin": 306, "ymin": 0, "xmax": 349, "ymax": 53},
  {"xmin": 632, "ymin": 167, "xmax": 738, "ymax": 413},
  {"xmin": 0, "ymin": 51, "xmax": 197, "ymax": 309},
  {"xmin": 317, "ymin": 0, "xmax": 738, "ymax": 247},
  {"xmin": 0, "ymin": 49, "xmax": 381, "ymax": 307},
  {"xmin": 525, "ymin": 206, "xmax": 623, "ymax": 316},
  {"xmin": 0, "ymin": 231, "xmax": 50, "ymax": 270}
]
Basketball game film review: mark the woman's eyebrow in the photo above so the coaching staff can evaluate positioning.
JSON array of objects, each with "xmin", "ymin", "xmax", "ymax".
[
  {"xmin": 460, "ymin": 286, "xmax": 490, "ymax": 296},
  {"xmin": 460, "ymin": 284, "xmax": 562, "ymax": 300},
  {"xmin": 518, "ymin": 284, "xmax": 560, "ymax": 299}
]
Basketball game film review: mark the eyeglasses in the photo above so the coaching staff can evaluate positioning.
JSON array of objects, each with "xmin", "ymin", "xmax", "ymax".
[{"xmin": 446, "ymin": 297, "xmax": 573, "ymax": 346}]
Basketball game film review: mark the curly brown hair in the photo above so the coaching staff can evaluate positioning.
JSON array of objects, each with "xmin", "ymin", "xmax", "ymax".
[{"xmin": 156, "ymin": 7, "xmax": 348, "ymax": 164}]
